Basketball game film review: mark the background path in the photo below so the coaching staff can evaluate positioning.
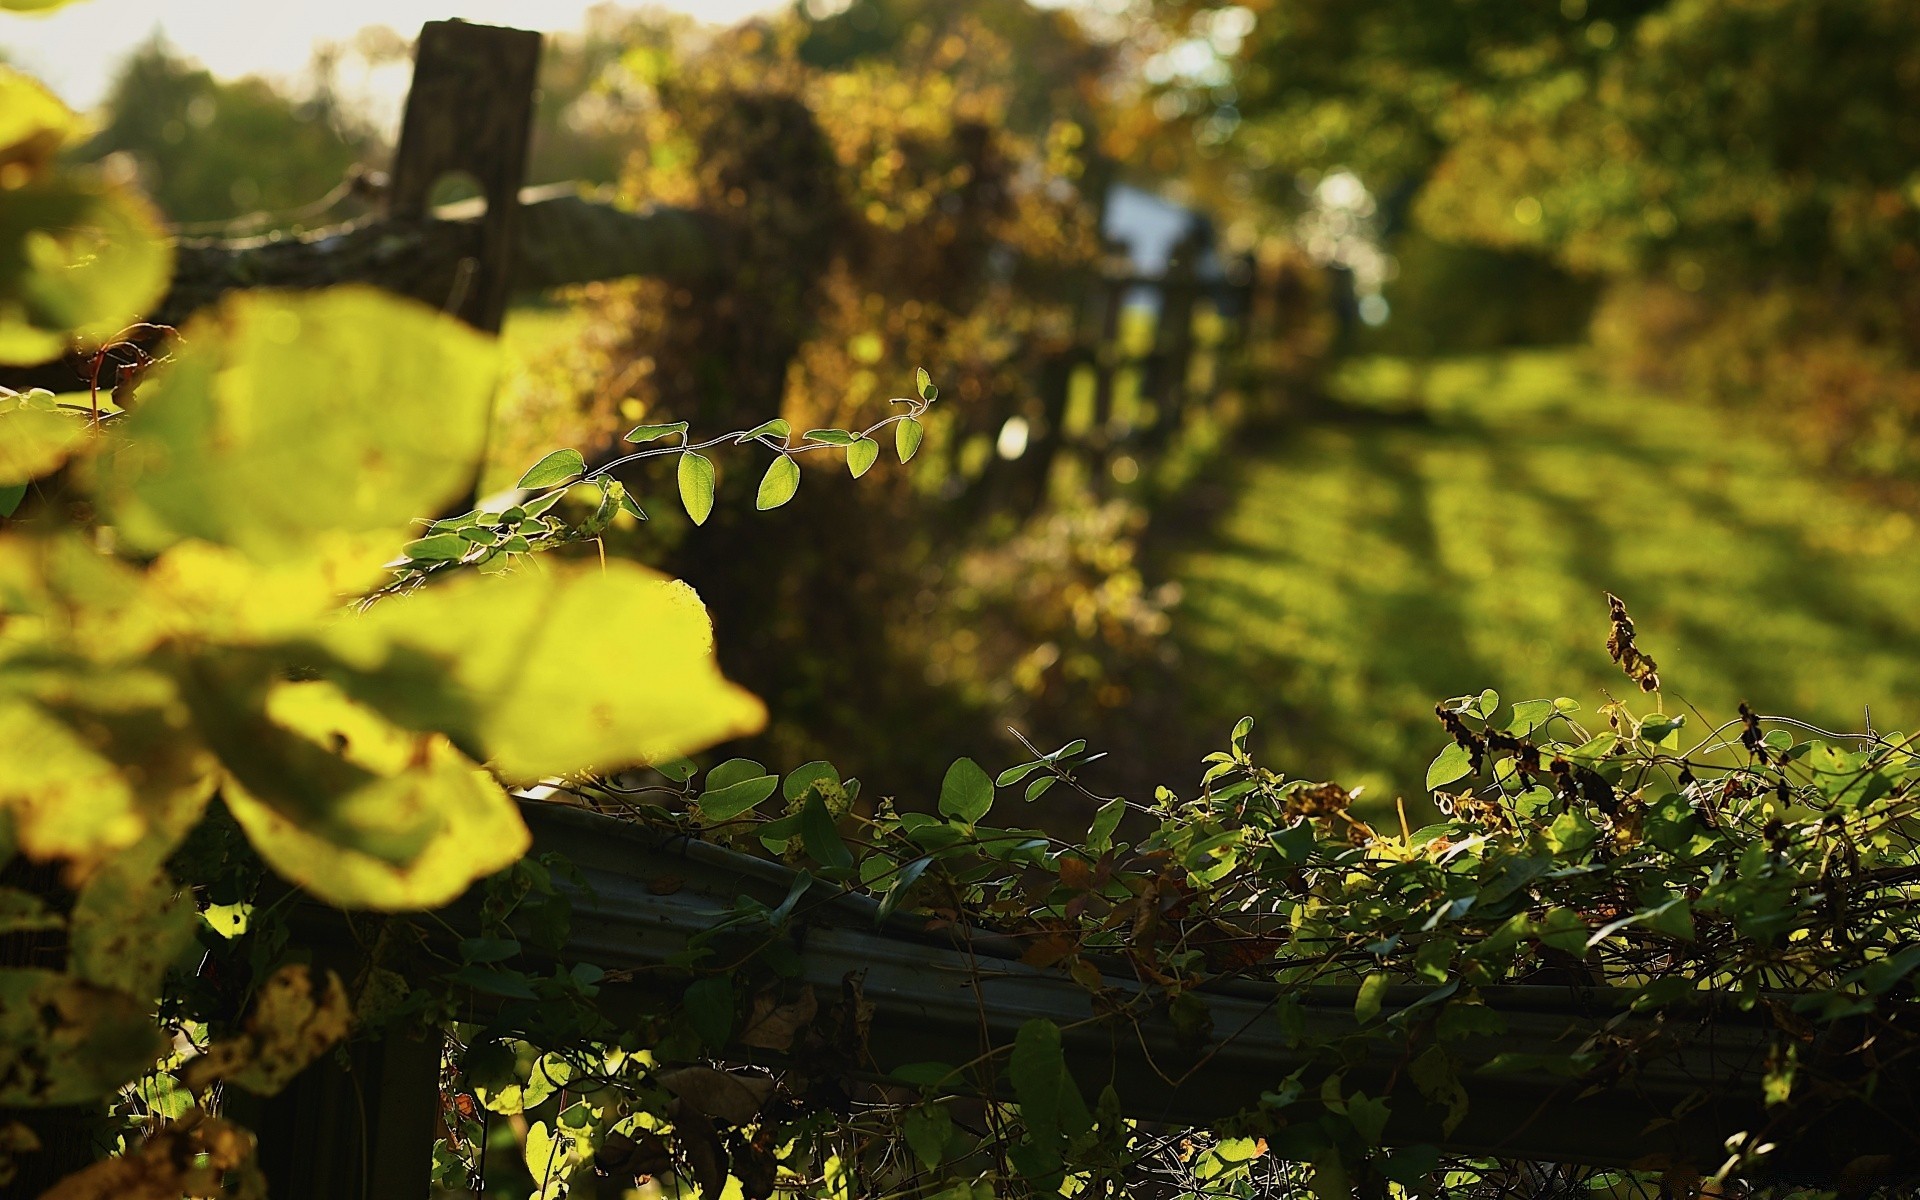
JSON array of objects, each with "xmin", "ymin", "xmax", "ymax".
[{"xmin": 1133, "ymin": 350, "xmax": 1920, "ymax": 808}]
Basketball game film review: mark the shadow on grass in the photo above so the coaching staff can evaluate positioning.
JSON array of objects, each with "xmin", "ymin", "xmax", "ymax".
[{"xmin": 1107, "ymin": 349, "xmax": 1920, "ymax": 812}]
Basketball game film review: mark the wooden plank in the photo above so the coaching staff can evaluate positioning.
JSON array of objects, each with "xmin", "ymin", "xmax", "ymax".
[{"xmin": 370, "ymin": 801, "xmax": 1906, "ymax": 1183}]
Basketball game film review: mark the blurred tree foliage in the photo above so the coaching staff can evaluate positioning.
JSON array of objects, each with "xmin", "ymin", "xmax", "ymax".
[
  {"xmin": 79, "ymin": 38, "xmax": 381, "ymax": 229},
  {"xmin": 478, "ymin": 7, "xmax": 1284, "ymax": 798},
  {"xmin": 1209, "ymin": 0, "xmax": 1920, "ymax": 475}
]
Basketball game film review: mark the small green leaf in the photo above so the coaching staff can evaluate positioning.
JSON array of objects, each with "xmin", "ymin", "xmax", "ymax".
[
  {"xmin": 1087, "ymin": 797, "xmax": 1125, "ymax": 854},
  {"xmin": 1025, "ymin": 775, "xmax": 1057, "ymax": 803},
  {"xmin": 618, "ymin": 491, "xmax": 647, "ymax": 521},
  {"xmin": 1426, "ymin": 743, "xmax": 1472, "ymax": 790},
  {"xmin": 405, "ymin": 533, "xmax": 470, "ymax": 562},
  {"xmin": 938, "ymin": 757, "xmax": 994, "ymax": 824},
  {"xmin": 738, "ymin": 418, "xmax": 791, "ymax": 442},
  {"xmin": 699, "ymin": 775, "xmax": 779, "ymax": 822},
  {"xmin": 624, "ymin": 421, "xmax": 688, "ymax": 444},
  {"xmin": 916, "ymin": 367, "xmax": 937, "ymax": 402},
  {"xmin": 896, "ymin": 417, "xmax": 924, "ymax": 463},
  {"xmin": 517, "ymin": 449, "xmax": 585, "ymax": 490},
  {"xmin": 678, "ymin": 452, "xmax": 715, "ymax": 525},
  {"xmin": 784, "ymin": 760, "xmax": 841, "ymax": 800},
  {"xmin": 0, "ymin": 483, "xmax": 25, "ymax": 517},
  {"xmin": 847, "ymin": 437, "xmax": 880, "ymax": 478},
  {"xmin": 804, "ymin": 428, "xmax": 855, "ymax": 444},
  {"xmin": 800, "ymin": 793, "xmax": 853, "ymax": 871},
  {"xmin": 1009, "ymin": 1018, "xmax": 1091, "ymax": 1146},
  {"xmin": 757, "ymin": 455, "xmax": 800, "ymax": 510},
  {"xmin": 997, "ymin": 761, "xmax": 1044, "ymax": 787},
  {"xmin": 706, "ymin": 758, "xmax": 767, "ymax": 790},
  {"xmin": 655, "ymin": 757, "xmax": 698, "ymax": 784}
]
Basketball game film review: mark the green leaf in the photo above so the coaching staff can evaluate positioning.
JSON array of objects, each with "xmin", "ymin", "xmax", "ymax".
[
  {"xmin": 1009, "ymin": 1018, "xmax": 1091, "ymax": 1147},
  {"xmin": 938, "ymin": 757, "xmax": 995, "ymax": 823},
  {"xmin": 1355, "ymin": 971, "xmax": 1389, "ymax": 1024},
  {"xmin": 756, "ymin": 455, "xmax": 801, "ymax": 510},
  {"xmin": 804, "ymin": 428, "xmax": 855, "ymax": 444},
  {"xmin": 706, "ymin": 758, "xmax": 767, "ymax": 791},
  {"xmin": 847, "ymin": 436, "xmax": 880, "ymax": 478},
  {"xmin": 95, "ymin": 288, "xmax": 497, "ymax": 567},
  {"xmin": 0, "ymin": 482, "xmax": 24, "ymax": 517},
  {"xmin": 799, "ymin": 792, "xmax": 853, "ymax": 872},
  {"xmin": 517, "ymin": 449, "xmax": 585, "ymax": 490},
  {"xmin": 324, "ymin": 561, "xmax": 765, "ymax": 785},
  {"xmin": 997, "ymin": 761, "xmax": 1044, "ymax": 787},
  {"xmin": 916, "ymin": 367, "xmax": 937, "ymax": 402},
  {"xmin": 896, "ymin": 416, "xmax": 925, "ymax": 463},
  {"xmin": 1024, "ymin": 775, "xmax": 1057, "ymax": 803},
  {"xmin": 678, "ymin": 451, "xmax": 716, "ymax": 525},
  {"xmin": 1426, "ymin": 742, "xmax": 1472, "ymax": 790},
  {"xmin": 783, "ymin": 760, "xmax": 841, "ymax": 800},
  {"xmin": 903, "ymin": 1103, "xmax": 953, "ymax": 1169},
  {"xmin": 403, "ymin": 533, "xmax": 469, "ymax": 562},
  {"xmin": 699, "ymin": 774, "xmax": 779, "ymax": 821},
  {"xmin": 738, "ymin": 418, "xmax": 791, "ymax": 442},
  {"xmin": 624, "ymin": 421, "xmax": 687, "ymax": 444},
  {"xmin": 1087, "ymin": 797, "xmax": 1125, "ymax": 854}
]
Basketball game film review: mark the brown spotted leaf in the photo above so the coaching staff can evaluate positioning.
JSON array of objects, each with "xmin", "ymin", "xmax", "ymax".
[
  {"xmin": 181, "ymin": 964, "xmax": 352, "ymax": 1096},
  {"xmin": 737, "ymin": 984, "xmax": 817, "ymax": 1052}
]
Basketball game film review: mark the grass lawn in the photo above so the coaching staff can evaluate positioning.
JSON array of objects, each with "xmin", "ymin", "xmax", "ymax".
[{"xmin": 1154, "ymin": 349, "xmax": 1920, "ymax": 809}]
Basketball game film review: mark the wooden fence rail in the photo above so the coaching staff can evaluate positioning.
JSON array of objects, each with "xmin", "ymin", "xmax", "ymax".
[{"xmin": 257, "ymin": 800, "xmax": 1901, "ymax": 1197}]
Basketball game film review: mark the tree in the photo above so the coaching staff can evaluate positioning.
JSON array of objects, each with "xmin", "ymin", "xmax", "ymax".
[{"xmin": 82, "ymin": 36, "xmax": 381, "ymax": 229}]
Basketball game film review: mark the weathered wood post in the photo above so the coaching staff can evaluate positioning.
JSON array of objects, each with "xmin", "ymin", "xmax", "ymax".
[{"xmin": 385, "ymin": 19, "xmax": 543, "ymax": 334}]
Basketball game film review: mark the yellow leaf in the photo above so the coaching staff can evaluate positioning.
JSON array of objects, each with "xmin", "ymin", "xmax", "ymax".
[
  {"xmin": 0, "ymin": 176, "xmax": 172, "ymax": 366},
  {"xmin": 180, "ymin": 966, "xmax": 352, "ymax": 1096},
  {"xmin": 39, "ymin": 1108, "xmax": 260, "ymax": 1200},
  {"xmin": 0, "ymin": 68, "xmax": 79, "ymax": 174},
  {"xmin": 69, "ymin": 859, "xmax": 195, "ymax": 998},
  {"xmin": 325, "ymin": 562, "xmax": 765, "ymax": 783},
  {"xmin": 221, "ymin": 680, "xmax": 530, "ymax": 909},
  {"xmin": 93, "ymin": 287, "xmax": 498, "ymax": 565}
]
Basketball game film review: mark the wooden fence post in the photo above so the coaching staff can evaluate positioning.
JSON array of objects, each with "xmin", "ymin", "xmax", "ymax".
[{"xmin": 385, "ymin": 20, "xmax": 543, "ymax": 335}]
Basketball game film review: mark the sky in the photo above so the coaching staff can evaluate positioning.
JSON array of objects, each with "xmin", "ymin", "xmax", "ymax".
[{"xmin": 2, "ymin": 1, "xmax": 786, "ymax": 115}]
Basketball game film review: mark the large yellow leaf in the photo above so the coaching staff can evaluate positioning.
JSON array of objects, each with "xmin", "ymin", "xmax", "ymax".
[
  {"xmin": 221, "ymin": 680, "xmax": 530, "ymax": 909},
  {"xmin": 0, "ymin": 662, "xmax": 215, "ymax": 880},
  {"xmin": 93, "ymin": 287, "xmax": 498, "ymax": 564},
  {"xmin": 325, "ymin": 563, "xmax": 766, "ymax": 783}
]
